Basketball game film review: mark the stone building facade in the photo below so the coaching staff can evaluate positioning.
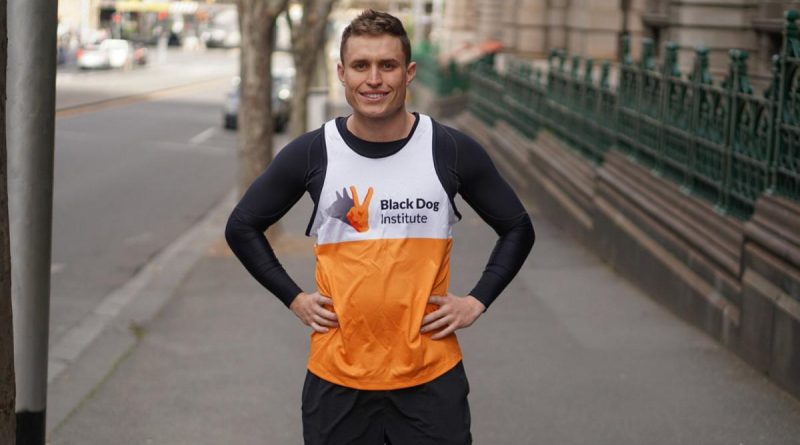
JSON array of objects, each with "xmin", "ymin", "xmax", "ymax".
[
  {"xmin": 642, "ymin": 1, "xmax": 796, "ymax": 85},
  {"xmin": 435, "ymin": 0, "xmax": 798, "ymax": 87},
  {"xmin": 437, "ymin": 0, "xmax": 646, "ymax": 59}
]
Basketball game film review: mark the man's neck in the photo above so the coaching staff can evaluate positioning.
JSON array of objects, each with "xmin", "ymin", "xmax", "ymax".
[{"xmin": 346, "ymin": 110, "xmax": 415, "ymax": 142}]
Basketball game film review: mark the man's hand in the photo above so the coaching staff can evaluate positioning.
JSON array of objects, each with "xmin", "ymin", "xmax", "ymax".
[
  {"xmin": 346, "ymin": 186, "xmax": 373, "ymax": 233},
  {"xmin": 290, "ymin": 291, "xmax": 338, "ymax": 333},
  {"xmin": 420, "ymin": 293, "xmax": 486, "ymax": 340}
]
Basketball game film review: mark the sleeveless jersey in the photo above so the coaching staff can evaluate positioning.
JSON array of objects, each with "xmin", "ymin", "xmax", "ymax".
[{"xmin": 307, "ymin": 114, "xmax": 463, "ymax": 390}]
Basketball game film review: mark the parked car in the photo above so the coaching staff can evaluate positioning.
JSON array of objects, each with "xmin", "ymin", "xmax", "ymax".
[
  {"xmin": 203, "ymin": 27, "xmax": 241, "ymax": 48},
  {"xmin": 223, "ymin": 74, "xmax": 293, "ymax": 132},
  {"xmin": 77, "ymin": 39, "xmax": 135, "ymax": 70},
  {"xmin": 76, "ymin": 42, "xmax": 110, "ymax": 69},
  {"xmin": 202, "ymin": 9, "xmax": 240, "ymax": 48}
]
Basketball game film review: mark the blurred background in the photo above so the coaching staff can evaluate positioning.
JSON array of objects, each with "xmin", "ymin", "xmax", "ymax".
[{"xmin": 4, "ymin": 0, "xmax": 800, "ymax": 444}]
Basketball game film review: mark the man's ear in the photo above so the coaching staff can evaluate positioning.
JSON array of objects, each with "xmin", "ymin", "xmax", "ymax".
[
  {"xmin": 406, "ymin": 61, "xmax": 417, "ymax": 84},
  {"xmin": 337, "ymin": 62, "xmax": 345, "ymax": 83}
]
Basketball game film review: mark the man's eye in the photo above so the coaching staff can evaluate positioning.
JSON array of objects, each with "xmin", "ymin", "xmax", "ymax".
[
  {"xmin": 353, "ymin": 62, "xmax": 367, "ymax": 70},
  {"xmin": 382, "ymin": 63, "xmax": 396, "ymax": 70}
]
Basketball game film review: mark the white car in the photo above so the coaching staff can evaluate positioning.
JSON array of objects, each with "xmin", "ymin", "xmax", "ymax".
[
  {"xmin": 103, "ymin": 39, "xmax": 133, "ymax": 68},
  {"xmin": 77, "ymin": 39, "xmax": 133, "ymax": 70}
]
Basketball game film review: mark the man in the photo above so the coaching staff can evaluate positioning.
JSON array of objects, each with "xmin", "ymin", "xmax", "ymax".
[{"xmin": 225, "ymin": 9, "xmax": 534, "ymax": 444}]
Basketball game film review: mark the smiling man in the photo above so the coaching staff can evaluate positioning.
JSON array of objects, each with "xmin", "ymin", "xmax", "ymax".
[{"xmin": 225, "ymin": 9, "xmax": 534, "ymax": 445}]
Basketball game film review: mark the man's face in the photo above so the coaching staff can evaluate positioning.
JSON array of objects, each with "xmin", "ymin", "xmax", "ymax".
[{"xmin": 338, "ymin": 34, "xmax": 416, "ymax": 120}]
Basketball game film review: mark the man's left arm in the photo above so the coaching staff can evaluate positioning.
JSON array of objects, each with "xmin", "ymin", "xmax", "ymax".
[{"xmin": 421, "ymin": 129, "xmax": 535, "ymax": 339}]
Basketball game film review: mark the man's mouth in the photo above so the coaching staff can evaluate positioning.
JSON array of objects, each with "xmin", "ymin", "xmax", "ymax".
[{"xmin": 360, "ymin": 91, "xmax": 389, "ymax": 101}]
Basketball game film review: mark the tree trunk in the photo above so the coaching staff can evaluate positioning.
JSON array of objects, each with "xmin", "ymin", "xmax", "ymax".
[
  {"xmin": 289, "ymin": 0, "xmax": 338, "ymax": 139},
  {"xmin": 236, "ymin": 0, "xmax": 290, "ymax": 193},
  {"xmin": 0, "ymin": 0, "xmax": 16, "ymax": 441},
  {"xmin": 289, "ymin": 56, "xmax": 313, "ymax": 137}
]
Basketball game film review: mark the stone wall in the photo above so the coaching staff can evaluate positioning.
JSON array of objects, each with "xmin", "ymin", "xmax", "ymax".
[
  {"xmin": 666, "ymin": 1, "xmax": 759, "ymax": 77},
  {"xmin": 476, "ymin": 0, "xmax": 505, "ymax": 42},
  {"xmin": 435, "ymin": 0, "xmax": 792, "ymax": 87},
  {"xmin": 566, "ymin": 0, "xmax": 624, "ymax": 60},
  {"xmin": 437, "ymin": 0, "xmax": 478, "ymax": 54}
]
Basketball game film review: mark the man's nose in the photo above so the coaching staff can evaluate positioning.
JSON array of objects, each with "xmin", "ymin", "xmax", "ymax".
[{"xmin": 366, "ymin": 66, "xmax": 382, "ymax": 86}]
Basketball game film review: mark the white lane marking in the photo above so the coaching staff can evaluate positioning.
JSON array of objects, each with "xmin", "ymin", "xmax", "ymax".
[
  {"xmin": 51, "ymin": 263, "xmax": 66, "ymax": 274},
  {"xmin": 189, "ymin": 126, "xmax": 216, "ymax": 145},
  {"xmin": 152, "ymin": 140, "xmax": 229, "ymax": 155}
]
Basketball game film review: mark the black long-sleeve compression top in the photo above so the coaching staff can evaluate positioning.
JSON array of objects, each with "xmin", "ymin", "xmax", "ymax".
[{"xmin": 225, "ymin": 113, "xmax": 535, "ymax": 309}]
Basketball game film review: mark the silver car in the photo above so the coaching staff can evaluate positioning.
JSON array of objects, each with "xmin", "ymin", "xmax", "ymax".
[{"xmin": 223, "ymin": 75, "xmax": 293, "ymax": 132}]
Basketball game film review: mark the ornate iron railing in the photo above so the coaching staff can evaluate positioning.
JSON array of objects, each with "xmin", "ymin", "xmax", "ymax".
[
  {"xmin": 458, "ymin": 10, "xmax": 800, "ymax": 218},
  {"xmin": 413, "ymin": 42, "xmax": 469, "ymax": 97}
]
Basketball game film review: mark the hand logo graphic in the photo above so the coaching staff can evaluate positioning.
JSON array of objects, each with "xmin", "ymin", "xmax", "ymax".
[
  {"xmin": 328, "ymin": 187, "xmax": 354, "ymax": 225},
  {"xmin": 346, "ymin": 186, "xmax": 373, "ymax": 233}
]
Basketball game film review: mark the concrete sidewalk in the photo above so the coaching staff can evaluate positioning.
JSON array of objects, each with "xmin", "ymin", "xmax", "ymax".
[{"xmin": 48, "ymin": 184, "xmax": 800, "ymax": 444}]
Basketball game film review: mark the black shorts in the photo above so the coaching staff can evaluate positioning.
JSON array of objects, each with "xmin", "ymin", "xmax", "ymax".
[{"xmin": 302, "ymin": 361, "xmax": 472, "ymax": 445}]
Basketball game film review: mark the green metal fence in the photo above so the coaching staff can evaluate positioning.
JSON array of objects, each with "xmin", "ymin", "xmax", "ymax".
[
  {"xmin": 776, "ymin": 11, "xmax": 800, "ymax": 206},
  {"xmin": 458, "ymin": 11, "xmax": 800, "ymax": 219},
  {"xmin": 413, "ymin": 42, "xmax": 469, "ymax": 97}
]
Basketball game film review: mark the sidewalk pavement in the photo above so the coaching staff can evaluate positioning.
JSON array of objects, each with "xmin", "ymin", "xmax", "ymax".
[{"xmin": 48, "ymin": 177, "xmax": 800, "ymax": 444}]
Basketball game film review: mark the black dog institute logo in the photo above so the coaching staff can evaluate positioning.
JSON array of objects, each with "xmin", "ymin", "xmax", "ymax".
[{"xmin": 380, "ymin": 197, "xmax": 441, "ymax": 225}]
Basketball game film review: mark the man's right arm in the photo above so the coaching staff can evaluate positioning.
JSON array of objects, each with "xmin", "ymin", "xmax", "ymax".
[{"xmin": 224, "ymin": 131, "xmax": 320, "ymax": 308}]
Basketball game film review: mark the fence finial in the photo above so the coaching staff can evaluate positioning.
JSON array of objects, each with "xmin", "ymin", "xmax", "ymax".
[
  {"xmin": 556, "ymin": 49, "xmax": 567, "ymax": 73},
  {"xmin": 548, "ymin": 49, "xmax": 559, "ymax": 71},
  {"xmin": 600, "ymin": 61, "xmax": 611, "ymax": 89},
  {"xmin": 723, "ymin": 49, "xmax": 753, "ymax": 94},
  {"xmin": 764, "ymin": 54, "xmax": 781, "ymax": 100},
  {"xmin": 571, "ymin": 55, "xmax": 582, "ymax": 78},
  {"xmin": 621, "ymin": 35, "xmax": 632, "ymax": 65},
  {"xmin": 664, "ymin": 42, "xmax": 681, "ymax": 78},
  {"xmin": 689, "ymin": 46, "xmax": 712, "ymax": 85},
  {"xmin": 784, "ymin": 10, "xmax": 800, "ymax": 58},
  {"xmin": 584, "ymin": 59, "xmax": 594, "ymax": 83},
  {"xmin": 641, "ymin": 38, "xmax": 656, "ymax": 71}
]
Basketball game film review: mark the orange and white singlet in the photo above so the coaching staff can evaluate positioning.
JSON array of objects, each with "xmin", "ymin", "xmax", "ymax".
[{"xmin": 307, "ymin": 114, "xmax": 462, "ymax": 390}]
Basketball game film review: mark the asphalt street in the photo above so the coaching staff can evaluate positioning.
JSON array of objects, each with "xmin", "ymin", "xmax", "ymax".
[{"xmin": 51, "ymin": 49, "xmax": 239, "ymax": 365}]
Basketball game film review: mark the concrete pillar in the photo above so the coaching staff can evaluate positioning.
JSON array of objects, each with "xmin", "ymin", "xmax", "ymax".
[
  {"xmin": 500, "ymin": 0, "xmax": 519, "ymax": 52},
  {"xmin": 439, "ymin": 0, "xmax": 477, "ymax": 54},
  {"xmin": 627, "ymin": 0, "xmax": 648, "ymax": 61},
  {"xmin": 476, "ymin": 0, "xmax": 504, "ymax": 42},
  {"xmin": 566, "ymin": 0, "xmax": 623, "ymax": 60},
  {"xmin": 547, "ymin": 0, "xmax": 569, "ymax": 51},
  {"xmin": 514, "ymin": 0, "xmax": 550, "ymax": 57}
]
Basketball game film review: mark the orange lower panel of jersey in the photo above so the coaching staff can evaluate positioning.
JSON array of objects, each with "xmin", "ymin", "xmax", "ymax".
[{"xmin": 308, "ymin": 237, "xmax": 463, "ymax": 390}]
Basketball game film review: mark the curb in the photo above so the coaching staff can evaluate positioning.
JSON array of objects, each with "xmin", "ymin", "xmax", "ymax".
[{"xmin": 46, "ymin": 189, "xmax": 236, "ymax": 434}]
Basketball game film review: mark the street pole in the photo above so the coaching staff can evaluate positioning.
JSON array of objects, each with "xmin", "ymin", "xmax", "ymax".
[{"xmin": 7, "ymin": 0, "xmax": 58, "ymax": 443}]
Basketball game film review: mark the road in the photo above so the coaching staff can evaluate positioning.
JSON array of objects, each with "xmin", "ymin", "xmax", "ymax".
[
  {"xmin": 50, "ymin": 49, "xmax": 241, "ymax": 350},
  {"xmin": 56, "ymin": 48, "xmax": 240, "ymax": 109}
]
